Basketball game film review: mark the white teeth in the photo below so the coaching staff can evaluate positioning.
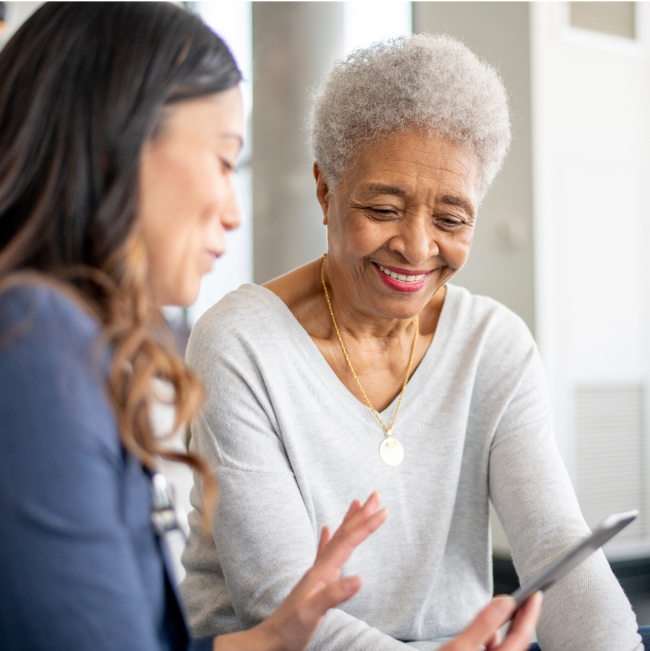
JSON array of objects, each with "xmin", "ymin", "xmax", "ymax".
[{"xmin": 377, "ymin": 264, "xmax": 426, "ymax": 283}]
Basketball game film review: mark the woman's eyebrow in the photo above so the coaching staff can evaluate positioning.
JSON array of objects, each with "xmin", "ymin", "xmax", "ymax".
[
  {"xmin": 440, "ymin": 194, "xmax": 475, "ymax": 217},
  {"xmin": 363, "ymin": 183, "xmax": 408, "ymax": 196},
  {"xmin": 362, "ymin": 185, "xmax": 475, "ymax": 216},
  {"xmin": 219, "ymin": 133, "xmax": 244, "ymax": 146}
]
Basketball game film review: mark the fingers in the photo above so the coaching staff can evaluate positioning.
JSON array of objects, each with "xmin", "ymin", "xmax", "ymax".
[
  {"xmin": 333, "ymin": 493, "xmax": 386, "ymax": 546},
  {"xmin": 342, "ymin": 500, "xmax": 361, "ymax": 523},
  {"xmin": 314, "ymin": 493, "xmax": 387, "ymax": 573},
  {"xmin": 292, "ymin": 493, "xmax": 386, "ymax": 603},
  {"xmin": 261, "ymin": 575, "xmax": 364, "ymax": 651},
  {"xmin": 301, "ymin": 575, "xmax": 362, "ymax": 620},
  {"xmin": 444, "ymin": 596, "xmax": 516, "ymax": 650},
  {"xmin": 484, "ymin": 630, "xmax": 501, "ymax": 650},
  {"xmin": 498, "ymin": 592, "xmax": 542, "ymax": 651},
  {"xmin": 317, "ymin": 526, "xmax": 332, "ymax": 557},
  {"xmin": 258, "ymin": 496, "xmax": 384, "ymax": 651},
  {"xmin": 445, "ymin": 593, "xmax": 542, "ymax": 651}
]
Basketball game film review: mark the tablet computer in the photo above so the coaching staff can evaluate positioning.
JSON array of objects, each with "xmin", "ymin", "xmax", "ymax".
[{"xmin": 511, "ymin": 510, "xmax": 638, "ymax": 606}]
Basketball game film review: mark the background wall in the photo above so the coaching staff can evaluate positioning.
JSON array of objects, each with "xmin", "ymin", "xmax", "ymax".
[
  {"xmin": 413, "ymin": 2, "xmax": 536, "ymax": 335},
  {"xmin": 532, "ymin": 2, "xmax": 650, "ymax": 556}
]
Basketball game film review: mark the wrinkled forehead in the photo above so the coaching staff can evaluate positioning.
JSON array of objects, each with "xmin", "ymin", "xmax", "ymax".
[{"xmin": 341, "ymin": 129, "xmax": 480, "ymax": 215}]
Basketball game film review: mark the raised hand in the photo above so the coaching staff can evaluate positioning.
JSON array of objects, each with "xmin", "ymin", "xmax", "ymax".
[{"xmin": 213, "ymin": 492, "xmax": 387, "ymax": 651}]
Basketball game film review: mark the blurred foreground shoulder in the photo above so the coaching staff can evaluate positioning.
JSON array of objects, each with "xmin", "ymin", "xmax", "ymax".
[
  {"xmin": 0, "ymin": 281, "xmax": 100, "ymax": 344},
  {"xmin": 0, "ymin": 281, "xmax": 118, "ymax": 456}
]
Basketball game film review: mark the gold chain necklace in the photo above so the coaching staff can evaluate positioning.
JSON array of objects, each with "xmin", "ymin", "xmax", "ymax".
[{"xmin": 320, "ymin": 254, "xmax": 418, "ymax": 466}]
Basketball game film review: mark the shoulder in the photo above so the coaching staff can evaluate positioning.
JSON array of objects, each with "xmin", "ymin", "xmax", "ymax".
[
  {"xmin": 191, "ymin": 283, "xmax": 283, "ymax": 333},
  {"xmin": 449, "ymin": 284, "xmax": 531, "ymax": 333},
  {"xmin": 0, "ymin": 281, "xmax": 105, "ymax": 387},
  {"xmin": 438, "ymin": 286, "xmax": 547, "ymax": 416},
  {"xmin": 187, "ymin": 283, "xmax": 296, "ymax": 371},
  {"xmin": 0, "ymin": 282, "xmax": 119, "ymax": 456},
  {"xmin": 0, "ymin": 281, "xmax": 100, "ymax": 345},
  {"xmin": 445, "ymin": 283, "xmax": 536, "ymax": 364}
]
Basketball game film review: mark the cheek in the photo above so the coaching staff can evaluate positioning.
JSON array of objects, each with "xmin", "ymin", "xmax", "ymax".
[
  {"xmin": 180, "ymin": 216, "xmax": 216, "ymax": 275},
  {"xmin": 147, "ymin": 151, "xmax": 221, "ymax": 228},
  {"xmin": 333, "ymin": 211, "xmax": 387, "ymax": 257},
  {"xmin": 187, "ymin": 162, "xmax": 222, "ymax": 210},
  {"xmin": 446, "ymin": 228, "xmax": 474, "ymax": 267},
  {"xmin": 166, "ymin": 232, "xmax": 210, "ymax": 306},
  {"xmin": 140, "ymin": 207, "xmax": 207, "ymax": 305},
  {"xmin": 155, "ymin": 230, "xmax": 189, "ymax": 285}
]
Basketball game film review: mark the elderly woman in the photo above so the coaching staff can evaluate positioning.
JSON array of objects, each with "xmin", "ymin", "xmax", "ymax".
[{"xmin": 181, "ymin": 35, "xmax": 641, "ymax": 650}]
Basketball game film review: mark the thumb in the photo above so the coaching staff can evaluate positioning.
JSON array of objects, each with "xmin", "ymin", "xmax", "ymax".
[{"xmin": 451, "ymin": 597, "xmax": 515, "ymax": 649}]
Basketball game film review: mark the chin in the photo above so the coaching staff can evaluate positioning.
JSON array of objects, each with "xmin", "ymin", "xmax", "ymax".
[
  {"xmin": 369, "ymin": 296, "xmax": 422, "ymax": 321},
  {"xmin": 180, "ymin": 290, "xmax": 200, "ymax": 308},
  {"xmin": 165, "ymin": 286, "xmax": 200, "ymax": 309},
  {"xmin": 372, "ymin": 282, "xmax": 442, "ymax": 320}
]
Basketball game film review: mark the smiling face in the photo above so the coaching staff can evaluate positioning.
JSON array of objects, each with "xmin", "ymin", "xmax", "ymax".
[
  {"xmin": 139, "ymin": 86, "xmax": 244, "ymax": 307},
  {"xmin": 318, "ymin": 127, "xmax": 480, "ymax": 321}
]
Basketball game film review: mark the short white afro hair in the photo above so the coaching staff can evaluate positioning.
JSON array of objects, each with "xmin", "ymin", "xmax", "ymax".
[{"xmin": 309, "ymin": 34, "xmax": 511, "ymax": 201}]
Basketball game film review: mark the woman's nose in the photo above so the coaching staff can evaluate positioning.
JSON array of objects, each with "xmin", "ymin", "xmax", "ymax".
[
  {"xmin": 220, "ymin": 178, "xmax": 242, "ymax": 232},
  {"xmin": 391, "ymin": 215, "xmax": 439, "ymax": 264}
]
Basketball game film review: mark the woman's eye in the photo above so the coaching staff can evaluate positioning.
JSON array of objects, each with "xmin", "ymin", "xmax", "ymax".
[
  {"xmin": 436, "ymin": 216, "xmax": 464, "ymax": 228},
  {"xmin": 219, "ymin": 158, "xmax": 238, "ymax": 174},
  {"xmin": 368, "ymin": 208, "xmax": 398, "ymax": 218}
]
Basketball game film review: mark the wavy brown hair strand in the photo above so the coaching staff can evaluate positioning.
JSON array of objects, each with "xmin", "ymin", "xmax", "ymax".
[{"xmin": 0, "ymin": 2, "xmax": 241, "ymax": 533}]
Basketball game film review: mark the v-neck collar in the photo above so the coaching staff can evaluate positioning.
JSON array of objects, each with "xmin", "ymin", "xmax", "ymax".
[{"xmin": 248, "ymin": 283, "xmax": 462, "ymax": 433}]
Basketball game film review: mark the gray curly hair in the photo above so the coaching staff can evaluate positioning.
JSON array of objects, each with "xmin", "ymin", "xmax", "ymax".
[{"xmin": 309, "ymin": 34, "xmax": 511, "ymax": 201}]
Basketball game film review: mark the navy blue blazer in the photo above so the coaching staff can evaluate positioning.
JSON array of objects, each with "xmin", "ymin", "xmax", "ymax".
[{"xmin": 0, "ymin": 284, "xmax": 212, "ymax": 651}]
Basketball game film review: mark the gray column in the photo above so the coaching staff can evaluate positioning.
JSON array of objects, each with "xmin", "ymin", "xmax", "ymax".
[
  {"xmin": 252, "ymin": 2, "xmax": 344, "ymax": 284},
  {"xmin": 414, "ymin": 3, "xmax": 535, "ymax": 335}
]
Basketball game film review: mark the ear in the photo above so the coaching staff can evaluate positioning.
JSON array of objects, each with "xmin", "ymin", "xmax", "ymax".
[{"xmin": 314, "ymin": 162, "xmax": 330, "ymax": 225}]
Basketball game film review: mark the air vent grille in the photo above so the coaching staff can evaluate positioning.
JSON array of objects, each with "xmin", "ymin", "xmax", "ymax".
[
  {"xmin": 569, "ymin": 2, "xmax": 636, "ymax": 39},
  {"xmin": 574, "ymin": 385, "xmax": 646, "ymax": 544}
]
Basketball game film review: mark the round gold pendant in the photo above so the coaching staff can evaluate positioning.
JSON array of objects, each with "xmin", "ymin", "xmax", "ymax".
[{"xmin": 379, "ymin": 437, "xmax": 404, "ymax": 466}]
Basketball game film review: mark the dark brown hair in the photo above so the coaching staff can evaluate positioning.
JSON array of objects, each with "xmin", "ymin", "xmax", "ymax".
[{"xmin": 0, "ymin": 2, "xmax": 242, "ymax": 529}]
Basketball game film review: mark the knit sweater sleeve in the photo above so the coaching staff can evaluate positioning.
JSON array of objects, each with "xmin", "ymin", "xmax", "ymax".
[{"xmin": 489, "ymin": 346, "xmax": 642, "ymax": 651}]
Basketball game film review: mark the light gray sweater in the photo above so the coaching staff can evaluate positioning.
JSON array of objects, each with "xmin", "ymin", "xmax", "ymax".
[{"xmin": 181, "ymin": 283, "xmax": 641, "ymax": 651}]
